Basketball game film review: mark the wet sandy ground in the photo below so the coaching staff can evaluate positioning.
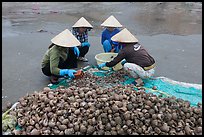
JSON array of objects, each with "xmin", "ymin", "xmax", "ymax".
[{"xmin": 2, "ymin": 2, "xmax": 202, "ymax": 109}]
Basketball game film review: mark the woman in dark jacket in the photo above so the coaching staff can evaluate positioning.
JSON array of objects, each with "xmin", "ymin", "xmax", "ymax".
[{"xmin": 98, "ymin": 28, "xmax": 156, "ymax": 81}]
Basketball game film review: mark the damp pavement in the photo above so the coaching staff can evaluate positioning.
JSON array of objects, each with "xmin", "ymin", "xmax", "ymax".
[{"xmin": 2, "ymin": 2, "xmax": 202, "ymax": 109}]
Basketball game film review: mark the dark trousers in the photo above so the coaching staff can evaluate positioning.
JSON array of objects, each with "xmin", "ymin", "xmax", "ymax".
[
  {"xmin": 78, "ymin": 46, "xmax": 89, "ymax": 57},
  {"xmin": 42, "ymin": 49, "xmax": 77, "ymax": 78}
]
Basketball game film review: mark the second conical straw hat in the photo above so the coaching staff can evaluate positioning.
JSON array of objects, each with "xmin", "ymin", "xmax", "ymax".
[
  {"xmin": 101, "ymin": 15, "xmax": 123, "ymax": 27},
  {"xmin": 51, "ymin": 29, "xmax": 81, "ymax": 47},
  {"xmin": 72, "ymin": 17, "xmax": 93, "ymax": 28},
  {"xmin": 111, "ymin": 28, "xmax": 138, "ymax": 43}
]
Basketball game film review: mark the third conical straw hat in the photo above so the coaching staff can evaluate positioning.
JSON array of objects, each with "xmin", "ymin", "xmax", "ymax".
[
  {"xmin": 101, "ymin": 15, "xmax": 123, "ymax": 27},
  {"xmin": 72, "ymin": 17, "xmax": 93, "ymax": 28},
  {"xmin": 111, "ymin": 28, "xmax": 138, "ymax": 43},
  {"xmin": 51, "ymin": 29, "xmax": 81, "ymax": 47}
]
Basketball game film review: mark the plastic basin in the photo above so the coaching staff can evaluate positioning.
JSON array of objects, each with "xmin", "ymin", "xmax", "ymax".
[{"xmin": 95, "ymin": 53, "xmax": 123, "ymax": 71}]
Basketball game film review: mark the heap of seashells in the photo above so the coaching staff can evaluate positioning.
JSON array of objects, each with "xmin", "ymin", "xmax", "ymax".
[{"xmin": 6, "ymin": 70, "xmax": 202, "ymax": 135}]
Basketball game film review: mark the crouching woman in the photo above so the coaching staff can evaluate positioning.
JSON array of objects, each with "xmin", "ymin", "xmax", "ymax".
[
  {"xmin": 98, "ymin": 28, "xmax": 156, "ymax": 82},
  {"xmin": 41, "ymin": 29, "xmax": 81, "ymax": 84}
]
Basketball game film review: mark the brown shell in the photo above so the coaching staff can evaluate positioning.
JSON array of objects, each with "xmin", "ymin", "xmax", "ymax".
[
  {"xmin": 30, "ymin": 128, "xmax": 40, "ymax": 135},
  {"xmin": 79, "ymin": 124, "xmax": 87, "ymax": 133},
  {"xmin": 65, "ymin": 128, "xmax": 74, "ymax": 135}
]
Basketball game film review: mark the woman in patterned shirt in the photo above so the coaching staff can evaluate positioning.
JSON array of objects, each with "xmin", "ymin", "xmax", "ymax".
[{"xmin": 72, "ymin": 17, "xmax": 93, "ymax": 62}]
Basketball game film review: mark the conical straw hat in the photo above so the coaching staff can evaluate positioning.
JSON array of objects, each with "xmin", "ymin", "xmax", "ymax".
[
  {"xmin": 101, "ymin": 15, "xmax": 123, "ymax": 28},
  {"xmin": 51, "ymin": 29, "xmax": 81, "ymax": 47},
  {"xmin": 72, "ymin": 17, "xmax": 93, "ymax": 28},
  {"xmin": 111, "ymin": 28, "xmax": 138, "ymax": 43}
]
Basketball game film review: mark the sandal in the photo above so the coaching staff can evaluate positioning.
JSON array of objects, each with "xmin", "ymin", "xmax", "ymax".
[{"xmin": 50, "ymin": 76, "xmax": 59, "ymax": 84}]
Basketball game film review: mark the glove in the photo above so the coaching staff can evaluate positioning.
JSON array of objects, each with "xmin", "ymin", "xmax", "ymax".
[
  {"xmin": 72, "ymin": 47, "xmax": 80, "ymax": 57},
  {"xmin": 98, "ymin": 63, "xmax": 106, "ymax": 69},
  {"xmin": 81, "ymin": 42, "xmax": 90, "ymax": 47},
  {"xmin": 121, "ymin": 59, "xmax": 127, "ymax": 66},
  {"xmin": 59, "ymin": 69, "xmax": 77, "ymax": 79}
]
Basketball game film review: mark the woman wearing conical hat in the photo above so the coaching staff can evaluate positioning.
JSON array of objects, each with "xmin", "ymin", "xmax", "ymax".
[
  {"xmin": 71, "ymin": 17, "xmax": 93, "ymax": 62},
  {"xmin": 101, "ymin": 15, "xmax": 123, "ymax": 53},
  {"xmin": 98, "ymin": 28, "xmax": 156, "ymax": 83},
  {"xmin": 41, "ymin": 29, "xmax": 81, "ymax": 84}
]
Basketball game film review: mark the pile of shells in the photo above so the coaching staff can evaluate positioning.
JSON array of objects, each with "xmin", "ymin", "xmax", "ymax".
[{"xmin": 6, "ymin": 70, "xmax": 202, "ymax": 135}]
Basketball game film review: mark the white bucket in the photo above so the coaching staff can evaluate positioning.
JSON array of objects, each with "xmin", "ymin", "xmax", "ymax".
[{"xmin": 95, "ymin": 53, "xmax": 123, "ymax": 71}]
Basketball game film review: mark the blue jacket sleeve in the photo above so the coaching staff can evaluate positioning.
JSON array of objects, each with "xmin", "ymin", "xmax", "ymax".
[
  {"xmin": 101, "ymin": 31, "xmax": 106, "ymax": 45},
  {"xmin": 116, "ymin": 28, "xmax": 120, "ymax": 33}
]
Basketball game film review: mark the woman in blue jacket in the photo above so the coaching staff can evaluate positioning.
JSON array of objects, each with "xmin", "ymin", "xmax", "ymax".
[{"xmin": 101, "ymin": 15, "xmax": 123, "ymax": 53}]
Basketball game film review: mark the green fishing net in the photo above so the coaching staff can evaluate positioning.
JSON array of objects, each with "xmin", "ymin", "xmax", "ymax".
[
  {"xmin": 142, "ymin": 78, "xmax": 202, "ymax": 106},
  {"xmin": 48, "ymin": 65, "xmax": 202, "ymax": 107}
]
